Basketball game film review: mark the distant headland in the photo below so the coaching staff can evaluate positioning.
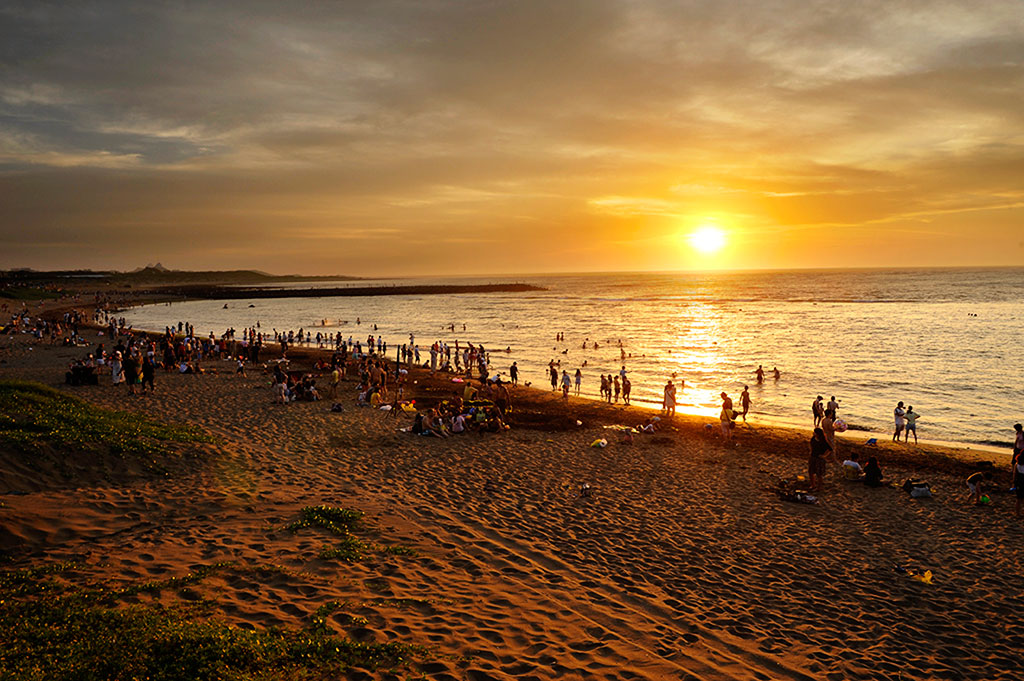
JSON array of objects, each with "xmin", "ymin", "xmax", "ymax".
[
  {"xmin": 160, "ymin": 283, "xmax": 545, "ymax": 299},
  {"xmin": 0, "ymin": 266, "xmax": 544, "ymax": 301}
]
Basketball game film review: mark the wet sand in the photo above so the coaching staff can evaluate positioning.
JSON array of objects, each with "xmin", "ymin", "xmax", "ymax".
[{"xmin": 2, "ymin": 312, "xmax": 1022, "ymax": 679}]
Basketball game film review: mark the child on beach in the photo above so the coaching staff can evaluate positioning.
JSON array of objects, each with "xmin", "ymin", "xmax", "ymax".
[
  {"xmin": 966, "ymin": 471, "xmax": 993, "ymax": 505},
  {"xmin": 904, "ymin": 406, "xmax": 919, "ymax": 444}
]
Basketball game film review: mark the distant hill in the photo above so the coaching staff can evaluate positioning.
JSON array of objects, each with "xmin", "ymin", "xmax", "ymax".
[{"xmin": 0, "ymin": 268, "xmax": 362, "ymax": 287}]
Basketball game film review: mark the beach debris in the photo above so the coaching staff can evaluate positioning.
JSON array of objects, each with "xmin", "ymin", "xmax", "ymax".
[
  {"xmin": 865, "ymin": 437, "xmax": 878, "ymax": 445},
  {"xmin": 769, "ymin": 475, "xmax": 818, "ymax": 504},
  {"xmin": 576, "ymin": 420, "xmax": 583, "ymax": 426},
  {"xmin": 330, "ymin": 402, "xmax": 343, "ymax": 412},
  {"xmin": 902, "ymin": 479, "xmax": 933, "ymax": 498},
  {"xmin": 579, "ymin": 482, "xmax": 593, "ymax": 498},
  {"xmin": 590, "ymin": 438, "xmax": 608, "ymax": 448},
  {"xmin": 602, "ymin": 425, "xmax": 638, "ymax": 432},
  {"xmin": 894, "ymin": 564, "xmax": 934, "ymax": 584}
]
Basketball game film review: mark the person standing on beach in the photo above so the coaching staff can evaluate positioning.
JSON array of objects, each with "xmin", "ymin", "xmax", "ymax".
[
  {"xmin": 328, "ymin": 365, "xmax": 340, "ymax": 398},
  {"xmin": 123, "ymin": 352, "xmax": 139, "ymax": 395},
  {"xmin": 549, "ymin": 363, "xmax": 558, "ymax": 391},
  {"xmin": 141, "ymin": 356, "xmax": 155, "ymax": 394},
  {"xmin": 509, "ymin": 361, "xmax": 519, "ymax": 386},
  {"xmin": 561, "ymin": 370, "xmax": 571, "ymax": 401},
  {"xmin": 110, "ymin": 350, "xmax": 123, "ymax": 385},
  {"xmin": 1013, "ymin": 423, "xmax": 1023, "ymax": 466},
  {"xmin": 812, "ymin": 396, "xmax": 824, "ymax": 427},
  {"xmin": 720, "ymin": 392, "xmax": 734, "ymax": 440},
  {"xmin": 663, "ymin": 380, "xmax": 676, "ymax": 416},
  {"xmin": 622, "ymin": 376, "xmax": 631, "ymax": 405},
  {"xmin": 827, "ymin": 396, "xmax": 839, "ymax": 415},
  {"xmin": 893, "ymin": 401, "xmax": 906, "ymax": 442},
  {"xmin": 613, "ymin": 375, "xmax": 621, "ymax": 403},
  {"xmin": 821, "ymin": 408, "xmax": 836, "ymax": 452},
  {"xmin": 808, "ymin": 428, "xmax": 833, "ymax": 493},
  {"xmin": 1014, "ymin": 454, "xmax": 1024, "ymax": 518},
  {"xmin": 904, "ymin": 406, "xmax": 920, "ymax": 444},
  {"xmin": 574, "ymin": 368, "xmax": 582, "ymax": 395},
  {"xmin": 740, "ymin": 386, "xmax": 751, "ymax": 422}
]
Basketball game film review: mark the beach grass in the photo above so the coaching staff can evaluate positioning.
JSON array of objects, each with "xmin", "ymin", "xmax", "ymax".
[
  {"xmin": 286, "ymin": 505, "xmax": 364, "ymax": 535},
  {"xmin": 288, "ymin": 506, "xmax": 419, "ymax": 562},
  {"xmin": 0, "ymin": 286, "xmax": 58, "ymax": 301},
  {"xmin": 0, "ymin": 563, "xmax": 418, "ymax": 680},
  {"xmin": 0, "ymin": 380, "xmax": 212, "ymax": 458}
]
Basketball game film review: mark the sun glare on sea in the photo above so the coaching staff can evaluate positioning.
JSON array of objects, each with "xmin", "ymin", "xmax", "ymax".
[{"xmin": 688, "ymin": 225, "xmax": 727, "ymax": 254}]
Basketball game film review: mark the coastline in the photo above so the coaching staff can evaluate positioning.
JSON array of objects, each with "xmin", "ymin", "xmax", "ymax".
[
  {"xmin": 23, "ymin": 288, "xmax": 1017, "ymax": 463},
  {"xmin": 3, "ymin": 287, "xmax": 1022, "ymax": 679}
]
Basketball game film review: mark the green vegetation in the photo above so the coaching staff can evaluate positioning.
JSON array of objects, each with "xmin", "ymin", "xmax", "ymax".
[
  {"xmin": 318, "ymin": 538, "xmax": 371, "ymax": 562},
  {"xmin": 0, "ymin": 562, "xmax": 418, "ymax": 680},
  {"xmin": 285, "ymin": 505, "xmax": 364, "ymax": 535},
  {"xmin": 379, "ymin": 544, "xmax": 419, "ymax": 557},
  {"xmin": 0, "ymin": 286, "xmax": 58, "ymax": 301},
  {"xmin": 0, "ymin": 380, "xmax": 212, "ymax": 457},
  {"xmin": 288, "ymin": 506, "xmax": 419, "ymax": 562}
]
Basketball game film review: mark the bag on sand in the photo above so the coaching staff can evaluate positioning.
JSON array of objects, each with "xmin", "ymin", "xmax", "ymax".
[{"xmin": 902, "ymin": 479, "xmax": 932, "ymax": 498}]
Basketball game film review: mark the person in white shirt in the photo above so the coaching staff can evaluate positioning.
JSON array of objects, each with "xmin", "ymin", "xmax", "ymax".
[
  {"xmin": 842, "ymin": 452, "xmax": 864, "ymax": 480},
  {"xmin": 893, "ymin": 401, "xmax": 906, "ymax": 442}
]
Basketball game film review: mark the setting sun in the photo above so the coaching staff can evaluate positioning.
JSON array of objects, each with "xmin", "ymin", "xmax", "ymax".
[{"xmin": 688, "ymin": 226, "xmax": 727, "ymax": 254}]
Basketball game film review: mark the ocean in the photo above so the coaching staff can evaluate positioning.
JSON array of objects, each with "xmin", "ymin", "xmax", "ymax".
[{"xmin": 121, "ymin": 268, "xmax": 1024, "ymax": 448}]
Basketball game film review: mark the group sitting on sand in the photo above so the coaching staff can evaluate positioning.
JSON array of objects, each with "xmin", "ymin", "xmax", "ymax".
[
  {"xmin": 808, "ymin": 428, "xmax": 886, "ymax": 494},
  {"xmin": 270, "ymin": 364, "xmax": 322, "ymax": 403},
  {"xmin": 409, "ymin": 380, "xmax": 511, "ymax": 437}
]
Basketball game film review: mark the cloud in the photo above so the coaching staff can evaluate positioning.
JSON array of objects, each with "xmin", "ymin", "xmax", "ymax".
[{"xmin": 1, "ymin": 1, "xmax": 1023, "ymax": 273}]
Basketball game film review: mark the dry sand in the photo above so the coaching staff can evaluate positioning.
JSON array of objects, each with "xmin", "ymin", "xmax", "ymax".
[{"xmin": 2, "ymin": 317, "xmax": 1023, "ymax": 680}]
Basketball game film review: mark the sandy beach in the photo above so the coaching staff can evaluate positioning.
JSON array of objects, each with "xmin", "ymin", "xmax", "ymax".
[{"xmin": 2, "ymin": 302, "xmax": 1023, "ymax": 680}]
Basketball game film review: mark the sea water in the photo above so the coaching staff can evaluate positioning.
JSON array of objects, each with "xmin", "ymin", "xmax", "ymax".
[{"xmin": 121, "ymin": 268, "xmax": 1024, "ymax": 448}]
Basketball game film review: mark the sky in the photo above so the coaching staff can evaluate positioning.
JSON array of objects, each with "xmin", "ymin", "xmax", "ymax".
[{"xmin": 2, "ymin": 0, "xmax": 1023, "ymax": 277}]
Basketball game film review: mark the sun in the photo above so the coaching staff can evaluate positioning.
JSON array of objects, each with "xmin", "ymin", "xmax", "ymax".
[{"xmin": 688, "ymin": 225, "xmax": 727, "ymax": 254}]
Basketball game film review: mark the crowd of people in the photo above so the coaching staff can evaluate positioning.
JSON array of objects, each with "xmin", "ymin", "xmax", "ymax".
[{"xmin": 23, "ymin": 302, "xmax": 1024, "ymax": 519}]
